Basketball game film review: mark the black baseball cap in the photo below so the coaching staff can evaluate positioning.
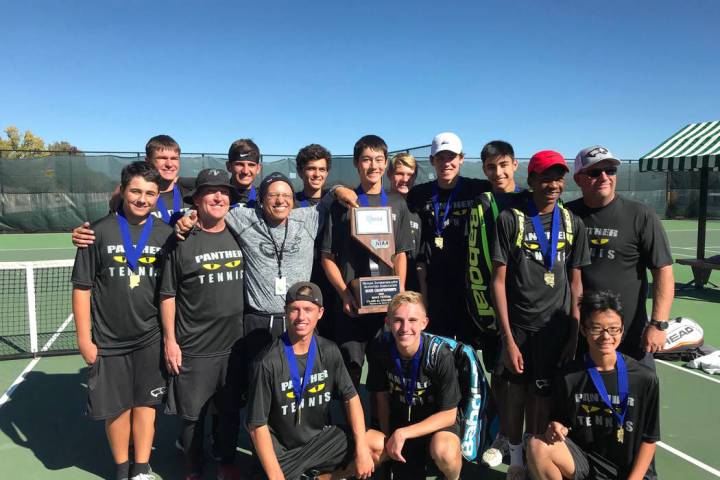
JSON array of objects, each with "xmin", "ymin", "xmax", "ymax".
[
  {"xmin": 285, "ymin": 281, "xmax": 323, "ymax": 307},
  {"xmin": 184, "ymin": 168, "xmax": 241, "ymax": 204}
]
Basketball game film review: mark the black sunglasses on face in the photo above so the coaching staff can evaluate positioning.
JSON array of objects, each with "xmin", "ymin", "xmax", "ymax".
[{"xmin": 585, "ymin": 166, "xmax": 617, "ymax": 178}]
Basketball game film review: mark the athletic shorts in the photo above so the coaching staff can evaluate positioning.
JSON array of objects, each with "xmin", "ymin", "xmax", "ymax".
[
  {"xmin": 164, "ymin": 346, "xmax": 244, "ymax": 421},
  {"xmin": 333, "ymin": 310, "xmax": 384, "ymax": 370},
  {"xmin": 495, "ymin": 318, "xmax": 569, "ymax": 396},
  {"xmin": 250, "ymin": 425, "xmax": 353, "ymax": 480},
  {"xmin": 390, "ymin": 422, "xmax": 462, "ymax": 479},
  {"xmin": 86, "ymin": 340, "xmax": 166, "ymax": 420},
  {"xmin": 564, "ymin": 436, "xmax": 655, "ymax": 480}
]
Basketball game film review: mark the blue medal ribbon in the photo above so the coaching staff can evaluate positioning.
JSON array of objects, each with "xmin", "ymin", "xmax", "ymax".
[
  {"xmin": 355, "ymin": 185, "xmax": 388, "ymax": 207},
  {"xmin": 297, "ymin": 192, "xmax": 310, "ymax": 208},
  {"xmin": 282, "ymin": 332, "xmax": 318, "ymax": 422},
  {"xmin": 116, "ymin": 208, "xmax": 155, "ymax": 272},
  {"xmin": 390, "ymin": 334, "xmax": 423, "ymax": 420},
  {"xmin": 231, "ymin": 184, "xmax": 257, "ymax": 209},
  {"xmin": 585, "ymin": 352, "xmax": 629, "ymax": 432},
  {"xmin": 155, "ymin": 184, "xmax": 182, "ymax": 224},
  {"xmin": 431, "ymin": 178, "xmax": 461, "ymax": 239},
  {"xmin": 527, "ymin": 198, "xmax": 561, "ymax": 271}
]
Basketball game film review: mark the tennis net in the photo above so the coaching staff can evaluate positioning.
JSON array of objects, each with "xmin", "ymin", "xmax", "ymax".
[{"xmin": 0, "ymin": 259, "xmax": 77, "ymax": 359}]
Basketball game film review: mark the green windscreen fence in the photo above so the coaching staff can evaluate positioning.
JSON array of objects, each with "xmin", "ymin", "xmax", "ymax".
[{"xmin": 0, "ymin": 152, "xmax": 717, "ymax": 232}]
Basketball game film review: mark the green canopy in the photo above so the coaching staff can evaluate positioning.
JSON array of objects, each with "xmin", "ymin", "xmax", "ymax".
[
  {"xmin": 640, "ymin": 120, "xmax": 720, "ymax": 172},
  {"xmin": 640, "ymin": 120, "xmax": 720, "ymax": 263}
]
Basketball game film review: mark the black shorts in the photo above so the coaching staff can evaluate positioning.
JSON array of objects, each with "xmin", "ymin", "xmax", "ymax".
[
  {"xmin": 164, "ymin": 346, "xmax": 244, "ymax": 421},
  {"xmin": 333, "ymin": 311, "xmax": 384, "ymax": 370},
  {"xmin": 86, "ymin": 340, "xmax": 166, "ymax": 420},
  {"xmin": 426, "ymin": 288, "xmax": 471, "ymax": 341},
  {"xmin": 390, "ymin": 422, "xmax": 462, "ymax": 479},
  {"xmin": 260, "ymin": 425, "xmax": 353, "ymax": 480},
  {"xmin": 476, "ymin": 329, "xmax": 501, "ymax": 373},
  {"xmin": 495, "ymin": 319, "xmax": 569, "ymax": 396}
]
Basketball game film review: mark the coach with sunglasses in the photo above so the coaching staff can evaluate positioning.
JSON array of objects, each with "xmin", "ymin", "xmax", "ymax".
[{"xmin": 566, "ymin": 146, "xmax": 674, "ymax": 370}]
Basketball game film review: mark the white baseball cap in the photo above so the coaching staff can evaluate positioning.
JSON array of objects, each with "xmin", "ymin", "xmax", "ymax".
[
  {"xmin": 574, "ymin": 145, "xmax": 620, "ymax": 175},
  {"xmin": 430, "ymin": 132, "xmax": 463, "ymax": 156}
]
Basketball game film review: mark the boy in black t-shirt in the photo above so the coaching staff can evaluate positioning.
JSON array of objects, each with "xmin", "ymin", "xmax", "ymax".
[
  {"xmin": 246, "ymin": 282, "xmax": 374, "ymax": 480},
  {"xmin": 527, "ymin": 290, "xmax": 660, "ymax": 480},
  {"xmin": 366, "ymin": 292, "xmax": 463, "ymax": 480},
  {"xmin": 321, "ymin": 135, "xmax": 413, "ymax": 387},
  {"xmin": 71, "ymin": 161, "xmax": 174, "ymax": 480},
  {"xmin": 491, "ymin": 150, "xmax": 590, "ymax": 479},
  {"xmin": 227, "ymin": 138, "xmax": 262, "ymax": 208},
  {"xmin": 159, "ymin": 169, "xmax": 245, "ymax": 480},
  {"xmin": 71, "ymin": 135, "xmax": 194, "ymax": 246},
  {"xmin": 406, "ymin": 132, "xmax": 492, "ymax": 341}
]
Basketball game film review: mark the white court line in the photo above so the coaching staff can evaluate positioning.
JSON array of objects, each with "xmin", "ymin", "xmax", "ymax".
[
  {"xmin": 666, "ymin": 228, "xmax": 720, "ymax": 232},
  {"xmin": 0, "ymin": 314, "xmax": 74, "ymax": 408},
  {"xmin": 672, "ymin": 246, "xmax": 720, "ymax": 250},
  {"xmin": 657, "ymin": 359, "xmax": 720, "ymax": 385},
  {"xmin": 657, "ymin": 441, "xmax": 720, "ymax": 477}
]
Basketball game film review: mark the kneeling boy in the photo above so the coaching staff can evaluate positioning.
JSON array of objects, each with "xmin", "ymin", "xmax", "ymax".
[
  {"xmin": 527, "ymin": 290, "xmax": 660, "ymax": 480},
  {"xmin": 366, "ymin": 291, "xmax": 463, "ymax": 480},
  {"xmin": 246, "ymin": 282, "xmax": 374, "ymax": 480},
  {"xmin": 72, "ymin": 161, "xmax": 174, "ymax": 480}
]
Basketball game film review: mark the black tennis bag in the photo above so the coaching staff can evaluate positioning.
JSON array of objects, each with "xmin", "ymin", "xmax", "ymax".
[{"xmin": 654, "ymin": 317, "xmax": 705, "ymax": 361}]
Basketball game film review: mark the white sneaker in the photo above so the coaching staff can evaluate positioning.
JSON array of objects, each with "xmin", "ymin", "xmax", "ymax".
[
  {"xmin": 130, "ymin": 471, "xmax": 156, "ymax": 480},
  {"xmin": 482, "ymin": 434, "xmax": 509, "ymax": 467},
  {"xmin": 506, "ymin": 465, "xmax": 526, "ymax": 480}
]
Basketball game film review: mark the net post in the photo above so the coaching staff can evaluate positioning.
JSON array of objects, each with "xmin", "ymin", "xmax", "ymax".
[{"xmin": 25, "ymin": 263, "xmax": 39, "ymax": 355}]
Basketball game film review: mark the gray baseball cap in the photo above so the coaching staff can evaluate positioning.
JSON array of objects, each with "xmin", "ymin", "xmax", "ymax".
[{"xmin": 574, "ymin": 145, "xmax": 620, "ymax": 175}]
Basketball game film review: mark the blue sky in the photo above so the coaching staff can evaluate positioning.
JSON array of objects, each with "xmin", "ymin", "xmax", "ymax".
[{"xmin": 2, "ymin": 0, "xmax": 718, "ymax": 159}]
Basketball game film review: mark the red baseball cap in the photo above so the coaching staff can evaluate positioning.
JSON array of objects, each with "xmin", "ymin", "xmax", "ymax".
[{"xmin": 528, "ymin": 150, "xmax": 569, "ymax": 175}]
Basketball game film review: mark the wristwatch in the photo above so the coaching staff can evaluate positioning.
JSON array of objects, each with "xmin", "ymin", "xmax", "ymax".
[{"xmin": 649, "ymin": 320, "xmax": 669, "ymax": 331}]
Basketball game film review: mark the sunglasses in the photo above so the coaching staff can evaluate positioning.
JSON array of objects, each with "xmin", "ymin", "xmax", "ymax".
[{"xmin": 584, "ymin": 166, "xmax": 617, "ymax": 178}]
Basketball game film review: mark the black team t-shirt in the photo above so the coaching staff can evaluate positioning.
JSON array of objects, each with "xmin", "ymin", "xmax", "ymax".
[
  {"xmin": 246, "ymin": 336, "xmax": 357, "ymax": 450},
  {"xmin": 492, "ymin": 204, "xmax": 591, "ymax": 332},
  {"xmin": 159, "ymin": 227, "xmax": 244, "ymax": 357},
  {"xmin": 366, "ymin": 332, "xmax": 461, "ymax": 428},
  {"xmin": 551, "ymin": 355, "xmax": 660, "ymax": 479},
  {"xmin": 566, "ymin": 196, "xmax": 673, "ymax": 357},
  {"xmin": 405, "ymin": 208, "xmax": 423, "ymax": 293},
  {"xmin": 71, "ymin": 213, "xmax": 174, "ymax": 355},
  {"xmin": 151, "ymin": 177, "xmax": 194, "ymax": 226},
  {"xmin": 321, "ymin": 190, "xmax": 413, "ymax": 286}
]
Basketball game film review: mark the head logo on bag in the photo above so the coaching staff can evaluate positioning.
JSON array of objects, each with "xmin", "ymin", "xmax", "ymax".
[{"xmin": 655, "ymin": 317, "xmax": 704, "ymax": 361}]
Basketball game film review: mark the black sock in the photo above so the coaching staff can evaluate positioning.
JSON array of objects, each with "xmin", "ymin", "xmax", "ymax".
[
  {"xmin": 131, "ymin": 462, "xmax": 150, "ymax": 476},
  {"xmin": 116, "ymin": 461, "xmax": 130, "ymax": 480}
]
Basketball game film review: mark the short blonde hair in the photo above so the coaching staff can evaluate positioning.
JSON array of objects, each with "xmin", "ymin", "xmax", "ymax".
[
  {"xmin": 388, "ymin": 152, "xmax": 417, "ymax": 175},
  {"xmin": 387, "ymin": 291, "xmax": 425, "ymax": 316}
]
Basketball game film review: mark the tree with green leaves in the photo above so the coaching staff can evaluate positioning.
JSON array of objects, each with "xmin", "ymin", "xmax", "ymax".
[{"xmin": 0, "ymin": 125, "xmax": 80, "ymax": 158}]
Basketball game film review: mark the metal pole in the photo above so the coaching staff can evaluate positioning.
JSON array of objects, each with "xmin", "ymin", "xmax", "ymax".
[{"xmin": 696, "ymin": 166, "xmax": 709, "ymax": 259}]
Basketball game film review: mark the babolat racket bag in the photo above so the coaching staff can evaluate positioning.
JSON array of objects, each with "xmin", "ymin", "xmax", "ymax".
[
  {"xmin": 654, "ymin": 317, "xmax": 705, "ymax": 361},
  {"xmin": 425, "ymin": 335, "xmax": 489, "ymax": 462}
]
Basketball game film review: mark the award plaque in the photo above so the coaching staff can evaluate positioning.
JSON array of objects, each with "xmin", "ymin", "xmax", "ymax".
[{"xmin": 350, "ymin": 207, "xmax": 402, "ymax": 314}]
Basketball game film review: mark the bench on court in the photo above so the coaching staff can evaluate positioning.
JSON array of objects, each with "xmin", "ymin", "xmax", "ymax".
[{"xmin": 676, "ymin": 257, "xmax": 720, "ymax": 289}]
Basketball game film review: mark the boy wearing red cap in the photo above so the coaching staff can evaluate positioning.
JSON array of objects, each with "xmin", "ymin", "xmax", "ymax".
[{"xmin": 491, "ymin": 150, "xmax": 590, "ymax": 479}]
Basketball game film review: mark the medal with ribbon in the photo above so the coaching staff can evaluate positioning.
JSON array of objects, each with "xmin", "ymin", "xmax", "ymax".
[
  {"xmin": 116, "ymin": 208, "xmax": 155, "ymax": 288},
  {"xmin": 390, "ymin": 335, "xmax": 423, "ymax": 422},
  {"xmin": 527, "ymin": 198, "xmax": 561, "ymax": 287},
  {"xmin": 585, "ymin": 352, "xmax": 629, "ymax": 444},
  {"xmin": 155, "ymin": 184, "xmax": 182, "ymax": 224},
  {"xmin": 431, "ymin": 179, "xmax": 461, "ymax": 250},
  {"xmin": 282, "ymin": 332, "xmax": 318, "ymax": 425},
  {"xmin": 355, "ymin": 185, "xmax": 388, "ymax": 207}
]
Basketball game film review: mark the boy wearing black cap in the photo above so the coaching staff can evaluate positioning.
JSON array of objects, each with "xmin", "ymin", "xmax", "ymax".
[
  {"xmin": 71, "ymin": 161, "xmax": 174, "ymax": 480},
  {"xmin": 526, "ymin": 290, "xmax": 660, "ymax": 480},
  {"xmin": 491, "ymin": 150, "xmax": 590, "ymax": 479},
  {"xmin": 159, "ymin": 169, "xmax": 245, "ymax": 480},
  {"xmin": 246, "ymin": 281, "xmax": 375, "ymax": 480}
]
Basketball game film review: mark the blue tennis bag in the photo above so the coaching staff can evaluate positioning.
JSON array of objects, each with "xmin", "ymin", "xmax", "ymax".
[{"xmin": 424, "ymin": 335, "xmax": 490, "ymax": 462}]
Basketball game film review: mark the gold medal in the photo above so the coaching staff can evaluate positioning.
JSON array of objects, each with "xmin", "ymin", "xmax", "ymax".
[
  {"xmin": 435, "ymin": 236, "xmax": 444, "ymax": 249},
  {"xmin": 543, "ymin": 271, "xmax": 555, "ymax": 288},
  {"xmin": 129, "ymin": 273, "xmax": 140, "ymax": 289},
  {"xmin": 616, "ymin": 426, "xmax": 624, "ymax": 444}
]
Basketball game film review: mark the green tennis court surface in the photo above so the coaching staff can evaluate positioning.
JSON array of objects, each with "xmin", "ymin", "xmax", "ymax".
[{"xmin": 1, "ymin": 220, "xmax": 719, "ymax": 479}]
